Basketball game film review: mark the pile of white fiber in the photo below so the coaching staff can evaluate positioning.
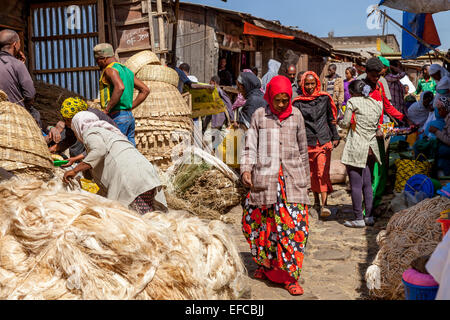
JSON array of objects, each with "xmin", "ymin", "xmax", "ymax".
[
  {"xmin": 365, "ymin": 196, "xmax": 449, "ymax": 299},
  {"xmin": 0, "ymin": 177, "xmax": 246, "ymax": 300}
]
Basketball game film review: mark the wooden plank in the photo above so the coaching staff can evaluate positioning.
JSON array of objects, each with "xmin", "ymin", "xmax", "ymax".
[
  {"xmin": 114, "ymin": 0, "xmax": 142, "ymax": 5},
  {"xmin": 27, "ymin": 10, "xmax": 35, "ymax": 74},
  {"xmin": 31, "ymin": 33, "xmax": 98, "ymax": 41},
  {"xmin": 115, "ymin": 17, "xmax": 148, "ymax": 27},
  {"xmin": 146, "ymin": 0, "xmax": 155, "ymax": 51},
  {"xmin": 97, "ymin": 0, "xmax": 106, "ymax": 43},
  {"xmin": 30, "ymin": 0, "xmax": 97, "ymax": 9},
  {"xmin": 33, "ymin": 66, "xmax": 100, "ymax": 74},
  {"xmin": 156, "ymin": 0, "xmax": 166, "ymax": 64},
  {"xmin": 170, "ymin": 0, "xmax": 180, "ymax": 66},
  {"xmin": 108, "ymin": 0, "xmax": 118, "ymax": 49}
]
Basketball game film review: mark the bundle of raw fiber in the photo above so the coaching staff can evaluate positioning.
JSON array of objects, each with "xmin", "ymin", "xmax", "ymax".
[
  {"xmin": 161, "ymin": 146, "xmax": 244, "ymax": 221},
  {"xmin": 365, "ymin": 196, "xmax": 450, "ymax": 299},
  {"xmin": 0, "ymin": 101, "xmax": 54, "ymax": 180},
  {"xmin": 34, "ymin": 81, "xmax": 84, "ymax": 126},
  {"xmin": 0, "ymin": 176, "xmax": 247, "ymax": 300}
]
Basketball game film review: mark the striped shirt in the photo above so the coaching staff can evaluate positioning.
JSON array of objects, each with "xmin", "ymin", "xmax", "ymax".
[{"xmin": 240, "ymin": 106, "xmax": 310, "ymax": 206}]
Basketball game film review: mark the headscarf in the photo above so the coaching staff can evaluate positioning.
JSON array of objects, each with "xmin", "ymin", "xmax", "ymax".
[
  {"xmin": 264, "ymin": 75, "xmax": 292, "ymax": 122},
  {"xmin": 60, "ymin": 97, "xmax": 88, "ymax": 119},
  {"xmin": 433, "ymin": 76, "xmax": 450, "ymax": 109},
  {"xmin": 407, "ymin": 91, "xmax": 433, "ymax": 127},
  {"xmin": 293, "ymin": 71, "xmax": 337, "ymax": 119},
  {"xmin": 71, "ymin": 111, "xmax": 125, "ymax": 143},
  {"xmin": 429, "ymin": 64, "xmax": 450, "ymax": 79},
  {"xmin": 232, "ymin": 69, "xmax": 254, "ymax": 111},
  {"xmin": 378, "ymin": 56, "xmax": 390, "ymax": 68},
  {"xmin": 261, "ymin": 59, "xmax": 281, "ymax": 91},
  {"xmin": 237, "ymin": 72, "xmax": 262, "ymax": 99}
]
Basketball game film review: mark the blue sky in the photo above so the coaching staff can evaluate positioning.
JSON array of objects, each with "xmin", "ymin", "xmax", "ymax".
[{"xmin": 184, "ymin": 0, "xmax": 450, "ymax": 52}]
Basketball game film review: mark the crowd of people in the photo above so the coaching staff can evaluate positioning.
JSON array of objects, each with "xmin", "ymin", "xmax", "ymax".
[
  {"xmin": 222, "ymin": 56, "xmax": 449, "ymax": 296},
  {"xmin": 1, "ymin": 26, "xmax": 449, "ymax": 297}
]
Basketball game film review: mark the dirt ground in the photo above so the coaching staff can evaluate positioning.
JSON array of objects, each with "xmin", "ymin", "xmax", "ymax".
[{"xmin": 228, "ymin": 139, "xmax": 394, "ymax": 300}]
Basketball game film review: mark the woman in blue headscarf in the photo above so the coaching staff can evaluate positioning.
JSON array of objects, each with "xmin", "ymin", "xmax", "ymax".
[
  {"xmin": 428, "ymin": 79, "xmax": 450, "ymax": 176},
  {"xmin": 413, "ymin": 76, "xmax": 450, "ymax": 162}
]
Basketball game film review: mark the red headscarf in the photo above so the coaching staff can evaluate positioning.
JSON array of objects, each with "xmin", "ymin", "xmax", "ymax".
[
  {"xmin": 264, "ymin": 75, "xmax": 293, "ymax": 122},
  {"xmin": 293, "ymin": 71, "xmax": 337, "ymax": 120}
]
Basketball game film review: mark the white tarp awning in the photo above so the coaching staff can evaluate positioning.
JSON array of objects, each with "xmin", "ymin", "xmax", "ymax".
[{"xmin": 379, "ymin": 0, "xmax": 450, "ymax": 13}]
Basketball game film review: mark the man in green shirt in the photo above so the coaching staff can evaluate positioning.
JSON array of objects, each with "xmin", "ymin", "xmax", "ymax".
[
  {"xmin": 93, "ymin": 43, "xmax": 150, "ymax": 146},
  {"xmin": 415, "ymin": 64, "xmax": 437, "ymax": 95}
]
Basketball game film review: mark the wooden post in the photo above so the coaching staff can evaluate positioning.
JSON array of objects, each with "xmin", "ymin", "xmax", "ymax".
[
  {"xmin": 107, "ymin": 0, "xmax": 118, "ymax": 49},
  {"xmin": 156, "ymin": 0, "xmax": 166, "ymax": 64},
  {"xmin": 147, "ymin": 0, "xmax": 156, "ymax": 53},
  {"xmin": 97, "ymin": 0, "xmax": 105, "ymax": 43},
  {"xmin": 171, "ymin": 0, "xmax": 180, "ymax": 66},
  {"xmin": 27, "ymin": 11, "xmax": 35, "ymax": 77}
]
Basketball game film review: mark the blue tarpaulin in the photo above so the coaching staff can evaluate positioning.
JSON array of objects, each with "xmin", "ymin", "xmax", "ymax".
[{"xmin": 402, "ymin": 12, "xmax": 440, "ymax": 59}]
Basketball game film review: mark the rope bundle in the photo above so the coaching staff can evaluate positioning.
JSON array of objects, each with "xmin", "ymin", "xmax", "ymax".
[{"xmin": 365, "ymin": 196, "xmax": 449, "ymax": 299}]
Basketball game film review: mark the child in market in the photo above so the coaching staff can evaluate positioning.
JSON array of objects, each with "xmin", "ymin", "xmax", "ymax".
[{"xmin": 338, "ymin": 80, "xmax": 383, "ymax": 228}]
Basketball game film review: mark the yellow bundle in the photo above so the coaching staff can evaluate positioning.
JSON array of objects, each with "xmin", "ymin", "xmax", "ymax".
[
  {"xmin": 80, "ymin": 178, "xmax": 100, "ymax": 194},
  {"xmin": 394, "ymin": 157, "xmax": 432, "ymax": 192}
]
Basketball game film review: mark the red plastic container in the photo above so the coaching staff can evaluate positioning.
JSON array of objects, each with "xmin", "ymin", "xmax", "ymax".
[{"xmin": 437, "ymin": 218, "xmax": 450, "ymax": 237}]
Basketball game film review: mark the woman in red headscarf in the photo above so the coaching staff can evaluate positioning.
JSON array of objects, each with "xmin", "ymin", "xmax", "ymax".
[
  {"xmin": 293, "ymin": 71, "xmax": 340, "ymax": 218},
  {"xmin": 240, "ymin": 76, "xmax": 311, "ymax": 295}
]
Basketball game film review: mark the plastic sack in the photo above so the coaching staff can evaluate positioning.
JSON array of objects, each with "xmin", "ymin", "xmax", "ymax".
[
  {"xmin": 394, "ymin": 155, "xmax": 432, "ymax": 192},
  {"xmin": 390, "ymin": 192, "xmax": 409, "ymax": 213},
  {"xmin": 405, "ymin": 190, "xmax": 429, "ymax": 207}
]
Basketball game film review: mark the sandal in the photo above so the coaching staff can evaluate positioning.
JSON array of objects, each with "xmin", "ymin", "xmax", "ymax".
[
  {"xmin": 320, "ymin": 207, "xmax": 331, "ymax": 218},
  {"xmin": 343, "ymin": 219, "xmax": 365, "ymax": 228},
  {"xmin": 254, "ymin": 267, "xmax": 267, "ymax": 280},
  {"xmin": 284, "ymin": 282, "xmax": 304, "ymax": 296}
]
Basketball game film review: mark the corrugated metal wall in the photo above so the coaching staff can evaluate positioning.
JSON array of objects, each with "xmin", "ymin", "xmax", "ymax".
[{"xmin": 31, "ymin": 2, "xmax": 99, "ymax": 99}]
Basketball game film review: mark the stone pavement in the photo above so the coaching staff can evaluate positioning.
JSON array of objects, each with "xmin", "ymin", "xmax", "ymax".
[{"xmin": 228, "ymin": 184, "xmax": 392, "ymax": 300}]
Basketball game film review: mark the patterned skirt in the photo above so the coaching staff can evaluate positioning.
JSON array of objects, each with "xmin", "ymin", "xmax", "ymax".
[
  {"xmin": 130, "ymin": 189, "xmax": 155, "ymax": 215},
  {"xmin": 242, "ymin": 166, "xmax": 309, "ymax": 281}
]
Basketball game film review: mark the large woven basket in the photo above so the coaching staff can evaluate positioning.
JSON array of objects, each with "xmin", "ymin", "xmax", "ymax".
[
  {"xmin": 125, "ymin": 50, "xmax": 160, "ymax": 74},
  {"xmin": 132, "ymin": 81, "xmax": 191, "ymax": 118},
  {"xmin": 136, "ymin": 65, "xmax": 179, "ymax": 88},
  {"xmin": 135, "ymin": 116, "xmax": 193, "ymax": 171},
  {"xmin": 0, "ymin": 101, "xmax": 53, "ymax": 172}
]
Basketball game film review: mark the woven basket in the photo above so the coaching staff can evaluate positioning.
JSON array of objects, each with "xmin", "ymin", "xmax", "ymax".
[
  {"xmin": 135, "ymin": 116, "xmax": 193, "ymax": 171},
  {"xmin": 132, "ymin": 81, "xmax": 191, "ymax": 118},
  {"xmin": 125, "ymin": 50, "xmax": 160, "ymax": 74},
  {"xmin": 0, "ymin": 90, "xmax": 7, "ymax": 102},
  {"xmin": 136, "ymin": 65, "xmax": 179, "ymax": 88},
  {"xmin": 0, "ymin": 101, "xmax": 53, "ymax": 171}
]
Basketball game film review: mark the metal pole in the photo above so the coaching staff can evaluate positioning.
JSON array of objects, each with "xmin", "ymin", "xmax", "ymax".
[{"xmin": 372, "ymin": 9, "xmax": 450, "ymax": 63}]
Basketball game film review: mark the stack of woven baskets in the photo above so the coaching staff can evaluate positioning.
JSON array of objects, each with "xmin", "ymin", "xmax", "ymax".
[
  {"xmin": 0, "ymin": 99, "xmax": 54, "ymax": 179},
  {"xmin": 125, "ymin": 51, "xmax": 193, "ymax": 170}
]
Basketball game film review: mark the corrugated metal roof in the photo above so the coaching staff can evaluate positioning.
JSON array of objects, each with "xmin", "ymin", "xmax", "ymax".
[{"xmin": 179, "ymin": 1, "xmax": 332, "ymax": 52}]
